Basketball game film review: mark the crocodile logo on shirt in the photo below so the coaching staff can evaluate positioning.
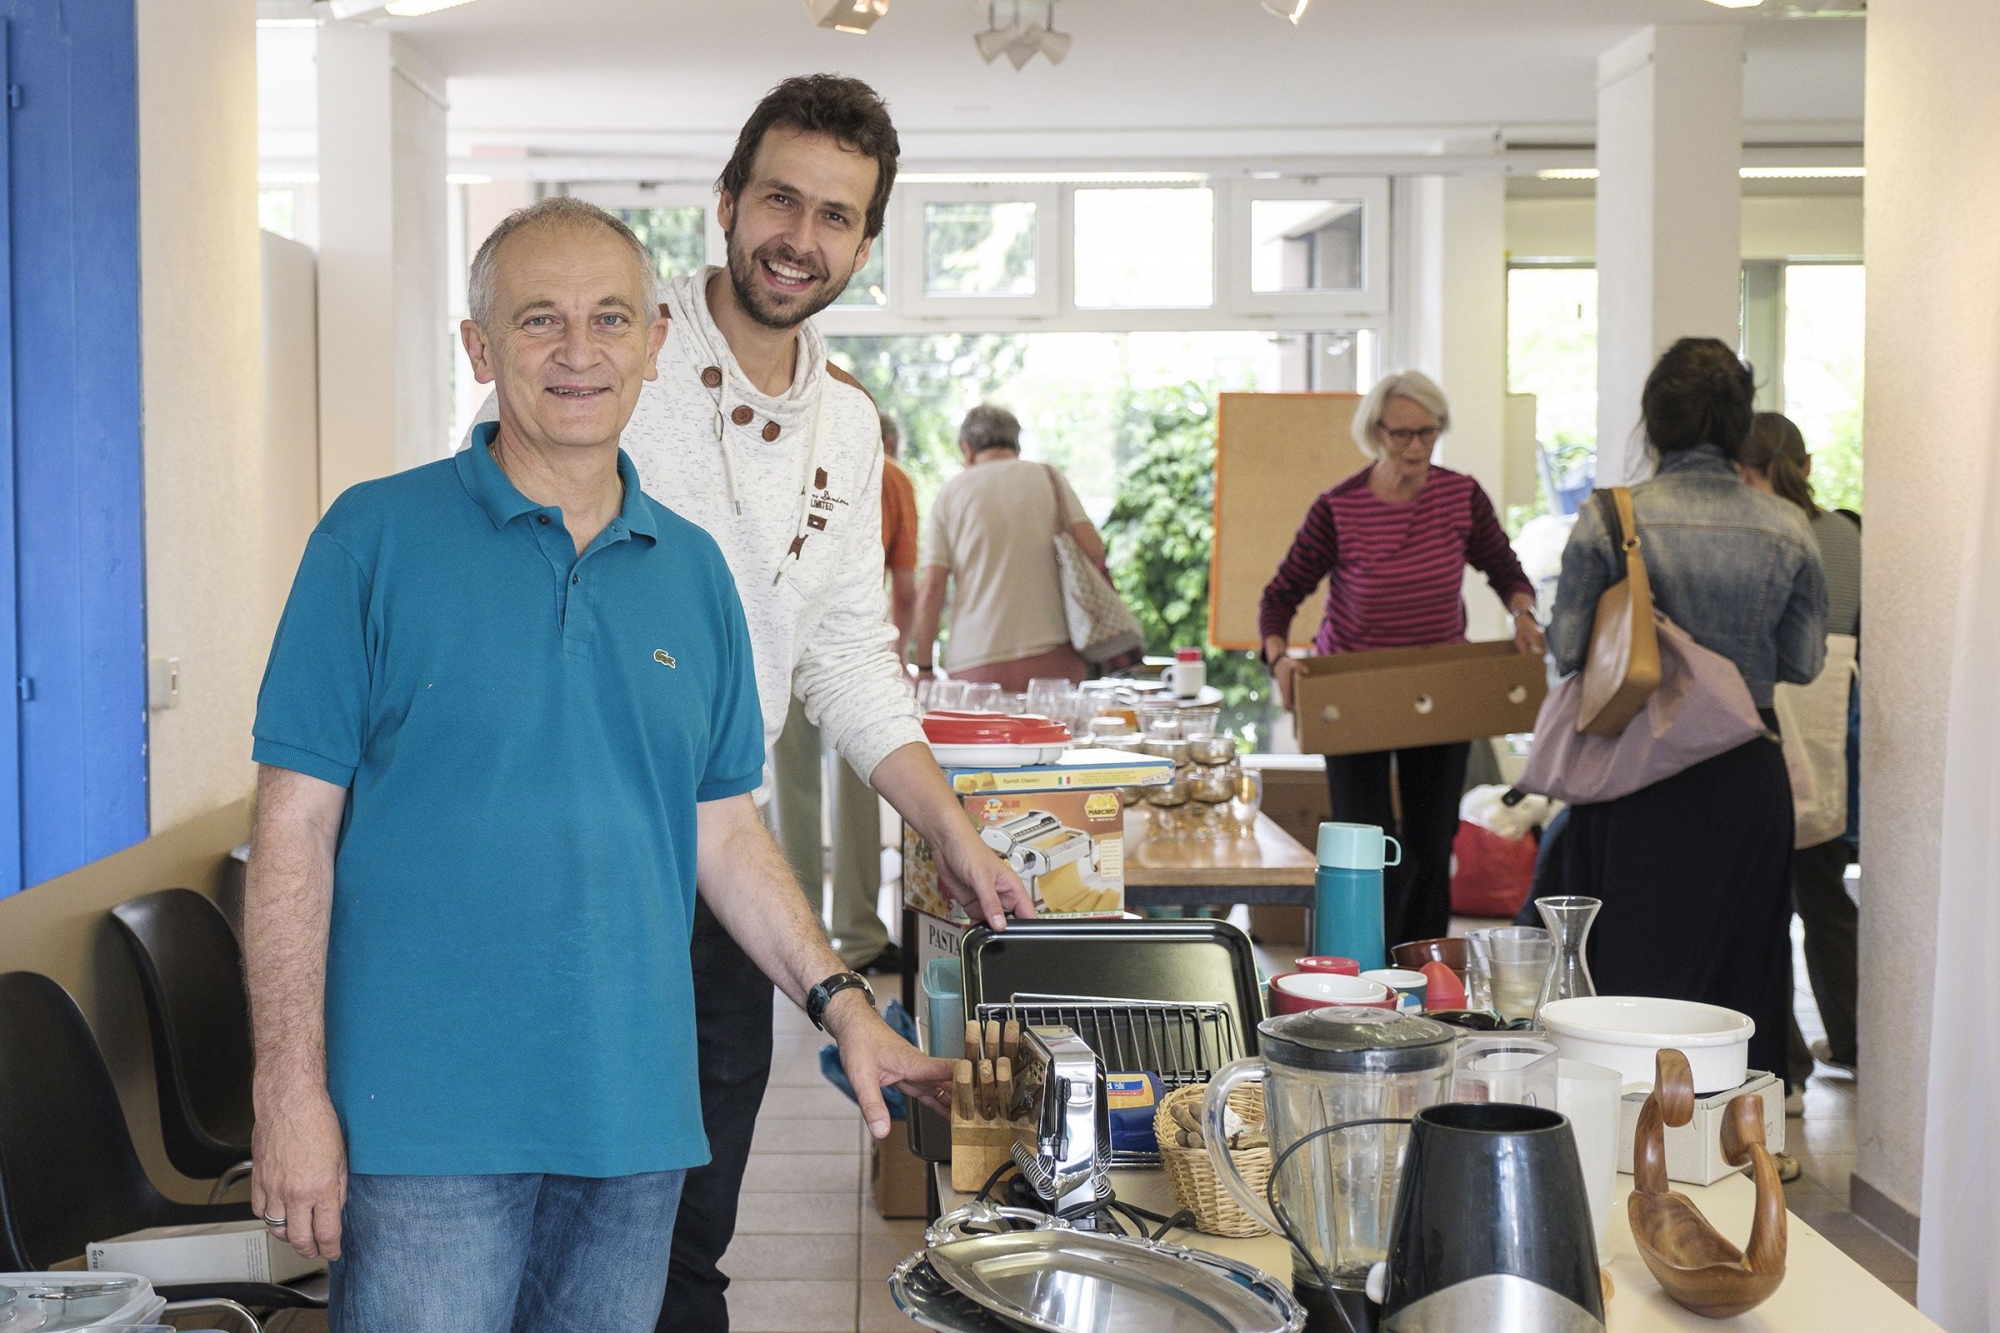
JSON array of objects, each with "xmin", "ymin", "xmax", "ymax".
[{"xmin": 654, "ymin": 649, "xmax": 677, "ymax": 669}]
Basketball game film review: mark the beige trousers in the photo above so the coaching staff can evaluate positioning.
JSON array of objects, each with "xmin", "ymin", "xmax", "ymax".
[{"xmin": 770, "ymin": 695, "xmax": 892, "ymax": 967}]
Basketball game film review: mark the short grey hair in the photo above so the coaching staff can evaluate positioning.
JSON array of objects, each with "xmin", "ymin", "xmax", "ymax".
[
  {"xmin": 959, "ymin": 403, "xmax": 1021, "ymax": 455},
  {"xmin": 1352, "ymin": 370, "xmax": 1451, "ymax": 459},
  {"xmin": 467, "ymin": 196, "xmax": 659, "ymax": 333}
]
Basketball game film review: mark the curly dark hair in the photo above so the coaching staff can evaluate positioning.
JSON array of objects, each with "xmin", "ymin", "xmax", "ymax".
[
  {"xmin": 1641, "ymin": 336, "xmax": 1756, "ymax": 460},
  {"xmin": 717, "ymin": 75, "xmax": 900, "ymax": 239}
]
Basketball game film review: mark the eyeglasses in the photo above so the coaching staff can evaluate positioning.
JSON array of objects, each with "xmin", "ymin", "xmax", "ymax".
[{"xmin": 1382, "ymin": 427, "xmax": 1442, "ymax": 446}]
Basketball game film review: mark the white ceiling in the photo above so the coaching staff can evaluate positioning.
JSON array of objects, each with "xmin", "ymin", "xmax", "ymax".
[{"xmin": 261, "ymin": 0, "xmax": 1865, "ymax": 177}]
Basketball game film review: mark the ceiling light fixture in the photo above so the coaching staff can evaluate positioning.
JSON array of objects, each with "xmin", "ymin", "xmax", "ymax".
[
  {"xmin": 1535, "ymin": 166, "xmax": 1864, "ymax": 181},
  {"xmin": 1261, "ymin": 0, "xmax": 1311, "ymax": 23},
  {"xmin": 382, "ymin": 0, "xmax": 477, "ymax": 13},
  {"xmin": 805, "ymin": 0, "xmax": 889, "ymax": 35},
  {"xmin": 976, "ymin": 1, "xmax": 1069, "ymax": 68}
]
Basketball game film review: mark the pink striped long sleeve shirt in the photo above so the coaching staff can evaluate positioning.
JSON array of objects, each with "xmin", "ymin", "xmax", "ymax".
[{"xmin": 1258, "ymin": 465, "xmax": 1533, "ymax": 654}]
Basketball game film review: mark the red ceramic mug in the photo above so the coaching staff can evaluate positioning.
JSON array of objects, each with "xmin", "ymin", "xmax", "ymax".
[{"xmin": 1295, "ymin": 956, "xmax": 1361, "ymax": 976}]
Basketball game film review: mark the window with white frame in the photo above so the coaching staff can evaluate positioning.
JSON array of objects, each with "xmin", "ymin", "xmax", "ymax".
[
  {"xmin": 1225, "ymin": 177, "xmax": 1391, "ymax": 318},
  {"xmin": 1071, "ymin": 187, "xmax": 1215, "ymax": 310}
]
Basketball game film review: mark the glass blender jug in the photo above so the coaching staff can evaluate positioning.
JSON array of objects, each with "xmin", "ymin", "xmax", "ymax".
[{"xmin": 1205, "ymin": 1008, "xmax": 1455, "ymax": 1330}]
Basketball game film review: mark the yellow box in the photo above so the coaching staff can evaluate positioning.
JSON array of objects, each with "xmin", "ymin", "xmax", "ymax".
[{"xmin": 904, "ymin": 786, "xmax": 1128, "ymax": 918}]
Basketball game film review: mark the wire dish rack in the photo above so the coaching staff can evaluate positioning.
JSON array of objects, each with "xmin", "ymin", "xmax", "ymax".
[{"xmin": 974, "ymin": 993, "xmax": 1242, "ymax": 1166}]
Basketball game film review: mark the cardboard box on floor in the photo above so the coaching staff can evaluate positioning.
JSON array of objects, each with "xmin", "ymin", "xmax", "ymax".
[
  {"xmin": 1292, "ymin": 640, "xmax": 1546, "ymax": 757},
  {"xmin": 875, "ymin": 1122, "xmax": 930, "ymax": 1218}
]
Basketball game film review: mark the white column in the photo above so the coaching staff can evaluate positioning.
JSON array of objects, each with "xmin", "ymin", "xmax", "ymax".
[
  {"xmin": 315, "ymin": 27, "xmax": 450, "ymax": 500},
  {"xmin": 1407, "ymin": 173, "xmax": 1512, "ymax": 641},
  {"xmin": 1860, "ymin": 2, "xmax": 2000, "ymax": 1312},
  {"xmin": 1593, "ymin": 25, "xmax": 1743, "ymax": 484}
]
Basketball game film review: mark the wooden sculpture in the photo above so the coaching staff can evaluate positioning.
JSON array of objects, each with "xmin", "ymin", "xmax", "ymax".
[{"xmin": 1627, "ymin": 1048, "xmax": 1788, "ymax": 1318}]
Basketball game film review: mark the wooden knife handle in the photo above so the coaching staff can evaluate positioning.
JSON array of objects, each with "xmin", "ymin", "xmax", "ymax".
[{"xmin": 953, "ymin": 1061, "xmax": 975, "ymax": 1121}]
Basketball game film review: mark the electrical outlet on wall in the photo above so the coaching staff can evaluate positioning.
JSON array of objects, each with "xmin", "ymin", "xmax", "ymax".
[{"xmin": 148, "ymin": 657, "xmax": 180, "ymax": 712}]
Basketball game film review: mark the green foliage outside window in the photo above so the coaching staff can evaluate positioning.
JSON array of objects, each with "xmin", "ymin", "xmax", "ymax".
[
  {"xmin": 826, "ymin": 333, "xmax": 1029, "ymax": 510},
  {"xmin": 618, "ymin": 207, "xmax": 709, "ymax": 283},
  {"xmin": 1100, "ymin": 382, "xmax": 1273, "ymax": 746}
]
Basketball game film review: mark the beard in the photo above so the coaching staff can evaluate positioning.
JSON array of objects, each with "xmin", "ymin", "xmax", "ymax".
[{"xmin": 724, "ymin": 231, "xmax": 857, "ymax": 331}]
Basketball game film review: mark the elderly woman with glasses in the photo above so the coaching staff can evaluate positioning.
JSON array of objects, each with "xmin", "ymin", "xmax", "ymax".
[{"xmin": 1258, "ymin": 370, "xmax": 1542, "ymax": 948}]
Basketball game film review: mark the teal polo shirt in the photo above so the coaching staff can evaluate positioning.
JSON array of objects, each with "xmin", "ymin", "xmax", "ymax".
[{"xmin": 252, "ymin": 425, "xmax": 764, "ymax": 1177}]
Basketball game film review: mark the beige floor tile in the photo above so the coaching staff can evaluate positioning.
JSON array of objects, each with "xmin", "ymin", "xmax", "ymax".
[
  {"xmin": 723, "ymin": 1232, "xmax": 859, "ymax": 1282},
  {"xmin": 1792, "ymin": 1115, "xmax": 1859, "ymax": 1157},
  {"xmin": 1801, "ymin": 1079, "xmax": 1858, "ymax": 1120},
  {"xmin": 754, "ymin": 1116, "xmax": 865, "ymax": 1157},
  {"xmin": 859, "ymin": 1276, "xmax": 918, "ymax": 1332},
  {"xmin": 775, "ymin": 1031, "xmax": 837, "ymax": 1061},
  {"xmin": 859, "ymin": 1223, "xmax": 928, "ymax": 1280},
  {"xmin": 760, "ymin": 1084, "xmax": 867, "ymax": 1120},
  {"xmin": 1798, "ymin": 1150, "xmax": 1857, "ymax": 1201},
  {"xmin": 743, "ymin": 1151, "xmax": 864, "ymax": 1193},
  {"xmin": 723, "ymin": 1278, "xmax": 858, "ymax": 1332},
  {"xmin": 736, "ymin": 1189, "xmax": 862, "ymax": 1235},
  {"xmin": 769, "ymin": 1052, "xmax": 838, "ymax": 1087}
]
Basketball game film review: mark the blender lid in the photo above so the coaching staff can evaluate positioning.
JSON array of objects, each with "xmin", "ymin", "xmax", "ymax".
[{"xmin": 1257, "ymin": 1006, "xmax": 1455, "ymax": 1073}]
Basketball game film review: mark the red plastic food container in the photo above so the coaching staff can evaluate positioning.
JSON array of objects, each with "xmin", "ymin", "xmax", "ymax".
[{"xmin": 920, "ymin": 712, "xmax": 1072, "ymax": 746}]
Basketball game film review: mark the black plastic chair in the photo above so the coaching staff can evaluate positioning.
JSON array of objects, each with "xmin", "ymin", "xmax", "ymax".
[
  {"xmin": 110, "ymin": 888, "xmax": 255, "ymax": 1196},
  {"xmin": 0, "ymin": 971, "xmax": 324, "ymax": 1325}
]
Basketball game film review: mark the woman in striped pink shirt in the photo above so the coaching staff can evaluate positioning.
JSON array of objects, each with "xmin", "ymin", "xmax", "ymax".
[{"xmin": 1259, "ymin": 371, "xmax": 1543, "ymax": 947}]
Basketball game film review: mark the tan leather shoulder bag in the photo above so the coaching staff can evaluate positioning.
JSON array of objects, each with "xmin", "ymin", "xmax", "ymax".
[{"xmin": 1577, "ymin": 486, "xmax": 1663, "ymax": 737}]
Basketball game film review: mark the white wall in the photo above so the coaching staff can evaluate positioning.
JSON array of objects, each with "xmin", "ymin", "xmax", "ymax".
[
  {"xmin": 316, "ymin": 28, "xmax": 451, "ymax": 500},
  {"xmin": 261, "ymin": 233, "xmax": 321, "ymax": 635},
  {"xmin": 1856, "ymin": 0, "xmax": 2000, "ymax": 1247},
  {"xmin": 1506, "ymin": 194, "xmax": 1865, "ymax": 263},
  {"xmin": 136, "ymin": 0, "xmax": 264, "ymax": 832}
]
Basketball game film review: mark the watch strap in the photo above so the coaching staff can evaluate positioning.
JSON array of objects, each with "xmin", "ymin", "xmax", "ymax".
[{"xmin": 806, "ymin": 971, "xmax": 874, "ymax": 1031}]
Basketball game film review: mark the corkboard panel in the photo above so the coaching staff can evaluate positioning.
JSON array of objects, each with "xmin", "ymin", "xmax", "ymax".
[{"xmin": 1208, "ymin": 393, "xmax": 1367, "ymax": 651}]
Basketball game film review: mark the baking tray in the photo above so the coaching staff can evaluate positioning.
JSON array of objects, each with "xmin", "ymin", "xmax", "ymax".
[{"xmin": 959, "ymin": 920, "xmax": 1261, "ymax": 1055}]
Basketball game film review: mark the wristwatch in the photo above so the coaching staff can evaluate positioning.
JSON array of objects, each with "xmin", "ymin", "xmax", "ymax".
[{"xmin": 806, "ymin": 970, "xmax": 875, "ymax": 1031}]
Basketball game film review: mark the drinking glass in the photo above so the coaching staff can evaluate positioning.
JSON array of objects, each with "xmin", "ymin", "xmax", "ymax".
[
  {"xmin": 914, "ymin": 676, "xmax": 935, "ymax": 713},
  {"xmin": 998, "ymin": 691, "xmax": 1028, "ymax": 716},
  {"xmin": 1230, "ymin": 769, "xmax": 1263, "ymax": 835},
  {"xmin": 1452, "ymin": 1035, "xmax": 1560, "ymax": 1109},
  {"xmin": 1026, "ymin": 677, "xmax": 1070, "ymax": 718},
  {"xmin": 1486, "ymin": 927, "xmax": 1554, "ymax": 1022},
  {"xmin": 961, "ymin": 682, "xmax": 1003, "ymax": 713},
  {"xmin": 930, "ymin": 680, "xmax": 967, "ymax": 711},
  {"xmin": 1533, "ymin": 896, "xmax": 1601, "ymax": 1022},
  {"xmin": 1179, "ymin": 705, "xmax": 1221, "ymax": 739}
]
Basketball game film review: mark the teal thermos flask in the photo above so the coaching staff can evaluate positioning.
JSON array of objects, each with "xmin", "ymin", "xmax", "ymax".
[{"xmin": 1312, "ymin": 821, "xmax": 1402, "ymax": 970}]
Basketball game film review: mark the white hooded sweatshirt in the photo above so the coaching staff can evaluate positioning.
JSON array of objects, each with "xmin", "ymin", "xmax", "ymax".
[{"xmin": 471, "ymin": 268, "xmax": 924, "ymax": 789}]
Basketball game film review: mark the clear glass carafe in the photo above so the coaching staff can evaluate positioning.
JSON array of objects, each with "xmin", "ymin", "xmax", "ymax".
[{"xmin": 1533, "ymin": 895, "xmax": 1601, "ymax": 1022}]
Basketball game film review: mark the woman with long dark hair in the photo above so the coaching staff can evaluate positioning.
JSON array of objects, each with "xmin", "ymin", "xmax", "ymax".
[
  {"xmin": 1546, "ymin": 339, "xmax": 1828, "ymax": 1093},
  {"xmin": 1740, "ymin": 412, "xmax": 1863, "ymax": 1082}
]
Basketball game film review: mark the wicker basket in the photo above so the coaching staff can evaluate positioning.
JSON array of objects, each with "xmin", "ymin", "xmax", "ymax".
[{"xmin": 1154, "ymin": 1081, "xmax": 1272, "ymax": 1238}]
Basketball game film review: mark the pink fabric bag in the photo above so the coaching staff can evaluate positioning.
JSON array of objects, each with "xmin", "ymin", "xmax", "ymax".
[{"xmin": 1516, "ymin": 610, "xmax": 1768, "ymax": 806}]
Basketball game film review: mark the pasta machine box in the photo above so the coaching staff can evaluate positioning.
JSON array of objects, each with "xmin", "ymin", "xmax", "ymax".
[{"xmin": 903, "ymin": 749, "xmax": 1172, "ymax": 920}]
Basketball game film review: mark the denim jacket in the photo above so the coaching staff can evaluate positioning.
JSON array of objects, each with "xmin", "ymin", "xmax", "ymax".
[{"xmin": 1548, "ymin": 445, "xmax": 1828, "ymax": 707}]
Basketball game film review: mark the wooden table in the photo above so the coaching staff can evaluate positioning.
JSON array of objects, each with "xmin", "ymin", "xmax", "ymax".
[
  {"xmin": 1121, "ymin": 806, "xmax": 1318, "ymax": 908},
  {"xmin": 928, "ymin": 1164, "xmax": 1939, "ymax": 1331}
]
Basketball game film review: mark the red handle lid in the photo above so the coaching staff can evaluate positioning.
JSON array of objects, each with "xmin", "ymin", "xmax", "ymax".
[{"xmin": 921, "ymin": 711, "xmax": 1073, "ymax": 746}]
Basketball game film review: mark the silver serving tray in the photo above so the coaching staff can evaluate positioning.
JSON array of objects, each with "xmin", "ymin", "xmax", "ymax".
[{"xmin": 924, "ymin": 1229, "xmax": 1305, "ymax": 1333}]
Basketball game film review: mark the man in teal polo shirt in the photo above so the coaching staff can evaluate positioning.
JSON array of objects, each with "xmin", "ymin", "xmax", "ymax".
[{"xmin": 242, "ymin": 198, "xmax": 947, "ymax": 1332}]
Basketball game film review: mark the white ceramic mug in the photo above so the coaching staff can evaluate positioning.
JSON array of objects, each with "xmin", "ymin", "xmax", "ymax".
[
  {"xmin": 1361, "ymin": 967, "xmax": 1429, "ymax": 1013},
  {"xmin": 1556, "ymin": 1057, "xmax": 1624, "ymax": 1249},
  {"xmin": 1160, "ymin": 649, "xmax": 1205, "ymax": 699}
]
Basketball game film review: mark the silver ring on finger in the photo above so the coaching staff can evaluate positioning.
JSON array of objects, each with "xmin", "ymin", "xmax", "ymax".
[{"xmin": 262, "ymin": 1213, "xmax": 288, "ymax": 1228}]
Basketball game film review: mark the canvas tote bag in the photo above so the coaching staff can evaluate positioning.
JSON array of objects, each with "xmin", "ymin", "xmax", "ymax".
[
  {"xmin": 1578, "ymin": 486, "xmax": 1663, "ymax": 737},
  {"xmin": 1774, "ymin": 632, "xmax": 1859, "ymax": 848},
  {"xmin": 1044, "ymin": 464, "xmax": 1144, "ymax": 665}
]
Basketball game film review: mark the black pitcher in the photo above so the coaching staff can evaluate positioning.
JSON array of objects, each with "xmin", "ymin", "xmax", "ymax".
[{"xmin": 1375, "ymin": 1102, "xmax": 1605, "ymax": 1332}]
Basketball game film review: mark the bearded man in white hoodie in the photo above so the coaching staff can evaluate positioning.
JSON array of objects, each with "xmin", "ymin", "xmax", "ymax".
[{"xmin": 479, "ymin": 75, "xmax": 1034, "ymax": 1332}]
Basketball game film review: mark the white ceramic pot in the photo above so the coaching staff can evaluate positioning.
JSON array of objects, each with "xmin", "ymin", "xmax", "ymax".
[{"xmin": 1538, "ymin": 996, "xmax": 1754, "ymax": 1095}]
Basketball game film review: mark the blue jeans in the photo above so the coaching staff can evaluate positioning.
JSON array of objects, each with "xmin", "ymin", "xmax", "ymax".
[{"xmin": 331, "ymin": 1170, "xmax": 687, "ymax": 1333}]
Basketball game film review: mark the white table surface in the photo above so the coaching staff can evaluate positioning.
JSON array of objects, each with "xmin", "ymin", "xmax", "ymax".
[{"xmin": 930, "ymin": 1165, "xmax": 1939, "ymax": 1331}]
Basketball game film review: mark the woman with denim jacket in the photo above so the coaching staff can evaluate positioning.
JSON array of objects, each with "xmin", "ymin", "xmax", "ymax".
[{"xmin": 1547, "ymin": 338, "xmax": 1828, "ymax": 1091}]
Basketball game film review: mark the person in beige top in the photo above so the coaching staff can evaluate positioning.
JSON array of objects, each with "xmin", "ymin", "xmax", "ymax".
[{"xmin": 913, "ymin": 403, "xmax": 1108, "ymax": 691}]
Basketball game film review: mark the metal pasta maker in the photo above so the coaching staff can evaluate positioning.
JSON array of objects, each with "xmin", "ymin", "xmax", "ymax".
[
  {"xmin": 978, "ymin": 810, "xmax": 1102, "ymax": 905},
  {"xmin": 1009, "ymin": 1025, "xmax": 1113, "ymax": 1225}
]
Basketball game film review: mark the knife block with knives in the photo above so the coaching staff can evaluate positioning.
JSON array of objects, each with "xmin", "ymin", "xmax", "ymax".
[{"xmin": 950, "ymin": 1018, "xmax": 1023, "ymax": 1193}]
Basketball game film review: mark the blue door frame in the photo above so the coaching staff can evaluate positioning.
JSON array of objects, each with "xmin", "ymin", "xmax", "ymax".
[{"xmin": 1, "ymin": 1, "xmax": 149, "ymax": 897}]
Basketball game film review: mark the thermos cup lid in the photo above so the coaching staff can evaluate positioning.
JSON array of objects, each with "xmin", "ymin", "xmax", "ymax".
[{"xmin": 1316, "ymin": 821, "xmax": 1402, "ymax": 871}]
